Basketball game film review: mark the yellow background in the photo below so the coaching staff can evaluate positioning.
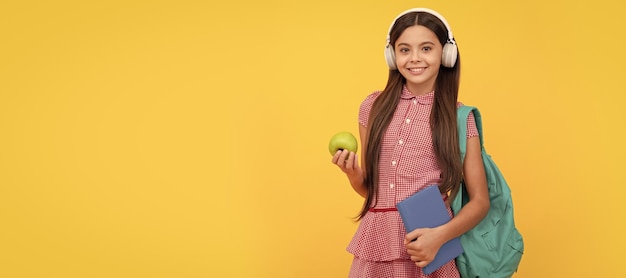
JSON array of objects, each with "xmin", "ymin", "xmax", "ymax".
[{"xmin": 1, "ymin": 0, "xmax": 624, "ymax": 277}]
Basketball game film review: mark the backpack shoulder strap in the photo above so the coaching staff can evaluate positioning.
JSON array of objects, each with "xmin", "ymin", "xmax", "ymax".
[
  {"xmin": 456, "ymin": 105, "xmax": 484, "ymax": 161},
  {"xmin": 453, "ymin": 105, "xmax": 484, "ymax": 213}
]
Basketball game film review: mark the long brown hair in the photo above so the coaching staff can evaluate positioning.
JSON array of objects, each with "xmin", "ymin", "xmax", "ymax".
[{"xmin": 358, "ymin": 11, "xmax": 463, "ymax": 220}]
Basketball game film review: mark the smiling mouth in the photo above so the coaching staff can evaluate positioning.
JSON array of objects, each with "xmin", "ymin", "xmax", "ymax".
[{"xmin": 408, "ymin": 67, "xmax": 426, "ymax": 73}]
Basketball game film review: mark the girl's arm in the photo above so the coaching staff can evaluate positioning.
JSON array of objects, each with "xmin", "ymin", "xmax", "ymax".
[
  {"xmin": 405, "ymin": 135, "xmax": 489, "ymax": 267},
  {"xmin": 441, "ymin": 135, "xmax": 490, "ymax": 236},
  {"xmin": 331, "ymin": 124, "xmax": 368, "ymax": 198}
]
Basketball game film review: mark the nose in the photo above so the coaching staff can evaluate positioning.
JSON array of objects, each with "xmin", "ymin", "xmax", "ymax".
[{"xmin": 410, "ymin": 51, "xmax": 421, "ymax": 63}]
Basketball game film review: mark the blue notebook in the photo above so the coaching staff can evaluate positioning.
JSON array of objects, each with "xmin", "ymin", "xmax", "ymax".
[{"xmin": 396, "ymin": 185, "xmax": 464, "ymax": 275}]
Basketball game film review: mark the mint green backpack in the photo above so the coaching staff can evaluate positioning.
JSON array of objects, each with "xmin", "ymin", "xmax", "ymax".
[{"xmin": 451, "ymin": 106, "xmax": 524, "ymax": 278}]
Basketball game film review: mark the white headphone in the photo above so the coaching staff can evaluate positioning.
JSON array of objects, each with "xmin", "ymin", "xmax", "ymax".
[{"xmin": 384, "ymin": 8, "xmax": 458, "ymax": 69}]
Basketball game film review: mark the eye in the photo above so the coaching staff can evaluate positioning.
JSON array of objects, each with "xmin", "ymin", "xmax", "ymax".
[
  {"xmin": 422, "ymin": 46, "xmax": 432, "ymax": 52},
  {"xmin": 399, "ymin": 47, "xmax": 410, "ymax": 53}
]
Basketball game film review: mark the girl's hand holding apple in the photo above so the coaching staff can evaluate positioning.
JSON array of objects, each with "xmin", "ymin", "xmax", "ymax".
[{"xmin": 329, "ymin": 131, "xmax": 365, "ymax": 196}]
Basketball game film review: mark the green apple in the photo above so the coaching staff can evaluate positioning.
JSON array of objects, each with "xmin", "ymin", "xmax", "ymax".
[{"xmin": 328, "ymin": 131, "xmax": 358, "ymax": 156}]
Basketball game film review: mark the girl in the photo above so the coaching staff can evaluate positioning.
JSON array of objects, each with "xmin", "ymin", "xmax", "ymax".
[{"xmin": 331, "ymin": 8, "xmax": 490, "ymax": 278}]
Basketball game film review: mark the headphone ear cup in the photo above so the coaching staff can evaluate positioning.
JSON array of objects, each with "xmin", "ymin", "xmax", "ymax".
[
  {"xmin": 384, "ymin": 44, "xmax": 397, "ymax": 70},
  {"xmin": 441, "ymin": 42, "xmax": 458, "ymax": 68}
]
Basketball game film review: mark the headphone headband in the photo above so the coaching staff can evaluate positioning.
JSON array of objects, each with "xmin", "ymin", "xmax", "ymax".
[{"xmin": 385, "ymin": 8, "xmax": 454, "ymax": 44}]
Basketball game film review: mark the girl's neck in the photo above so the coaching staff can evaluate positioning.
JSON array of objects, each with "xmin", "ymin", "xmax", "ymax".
[
  {"xmin": 406, "ymin": 84, "xmax": 435, "ymax": 96},
  {"xmin": 406, "ymin": 83, "xmax": 435, "ymax": 96}
]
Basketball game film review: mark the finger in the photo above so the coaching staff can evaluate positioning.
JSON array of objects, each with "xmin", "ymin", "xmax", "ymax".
[
  {"xmin": 338, "ymin": 149, "xmax": 349, "ymax": 164},
  {"xmin": 405, "ymin": 228, "xmax": 424, "ymax": 243},
  {"xmin": 331, "ymin": 151, "xmax": 340, "ymax": 164},
  {"xmin": 415, "ymin": 260, "xmax": 430, "ymax": 268},
  {"xmin": 345, "ymin": 152, "xmax": 356, "ymax": 169},
  {"xmin": 331, "ymin": 150, "xmax": 343, "ymax": 164}
]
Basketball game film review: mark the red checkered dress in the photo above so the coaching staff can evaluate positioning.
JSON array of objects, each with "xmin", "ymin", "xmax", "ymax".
[{"xmin": 347, "ymin": 86, "xmax": 478, "ymax": 278}]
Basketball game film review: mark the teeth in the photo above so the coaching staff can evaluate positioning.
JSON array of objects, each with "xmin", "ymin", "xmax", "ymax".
[{"xmin": 409, "ymin": 68, "xmax": 424, "ymax": 72}]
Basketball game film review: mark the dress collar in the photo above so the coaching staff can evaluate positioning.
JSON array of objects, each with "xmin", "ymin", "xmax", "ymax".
[{"xmin": 400, "ymin": 85, "xmax": 435, "ymax": 104}]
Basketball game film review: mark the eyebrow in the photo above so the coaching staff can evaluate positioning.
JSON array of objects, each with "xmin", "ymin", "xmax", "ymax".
[{"xmin": 396, "ymin": 41, "xmax": 436, "ymax": 47}]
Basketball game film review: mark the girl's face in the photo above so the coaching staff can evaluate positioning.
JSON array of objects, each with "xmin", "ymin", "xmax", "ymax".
[{"xmin": 394, "ymin": 25, "xmax": 443, "ymax": 95}]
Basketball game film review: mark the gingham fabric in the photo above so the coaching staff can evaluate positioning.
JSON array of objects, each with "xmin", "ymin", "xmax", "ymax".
[
  {"xmin": 347, "ymin": 86, "xmax": 477, "ymax": 277},
  {"xmin": 349, "ymin": 256, "xmax": 460, "ymax": 278}
]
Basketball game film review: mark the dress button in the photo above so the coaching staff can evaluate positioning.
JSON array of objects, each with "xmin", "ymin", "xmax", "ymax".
[
  {"xmin": 392, "ymin": 160, "xmax": 397, "ymax": 166},
  {"xmin": 406, "ymin": 118, "xmax": 411, "ymax": 124},
  {"xmin": 399, "ymin": 139, "xmax": 403, "ymax": 145},
  {"xmin": 390, "ymin": 184, "xmax": 394, "ymax": 189},
  {"xmin": 413, "ymin": 100, "xmax": 417, "ymax": 104}
]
